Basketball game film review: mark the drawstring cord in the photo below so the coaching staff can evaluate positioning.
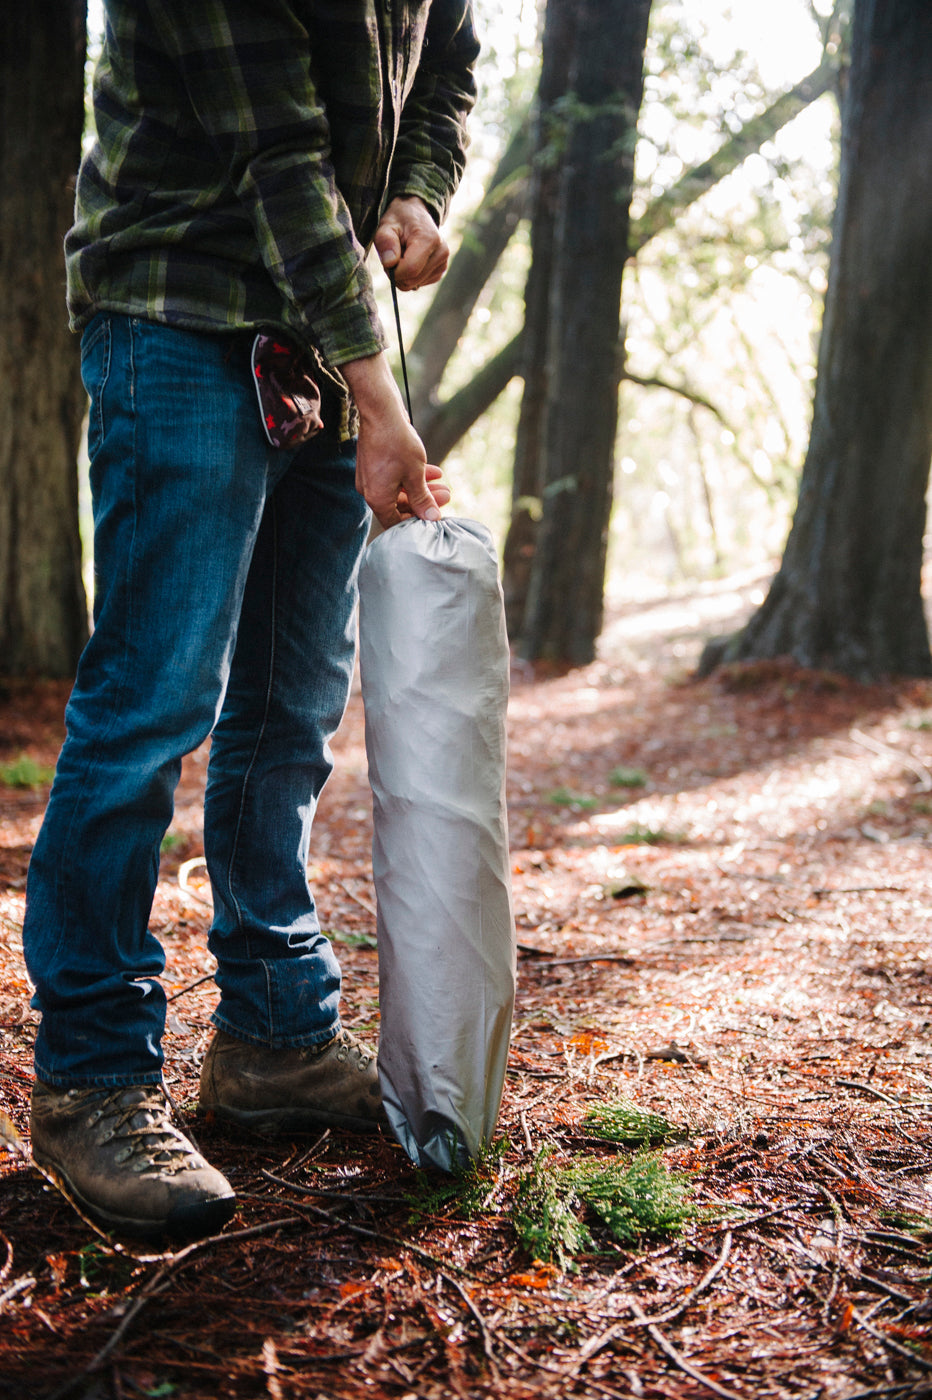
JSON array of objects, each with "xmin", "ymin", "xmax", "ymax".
[{"xmin": 387, "ymin": 267, "xmax": 414, "ymax": 426}]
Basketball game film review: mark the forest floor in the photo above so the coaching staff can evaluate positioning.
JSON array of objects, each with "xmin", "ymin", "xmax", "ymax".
[{"xmin": 2, "ymin": 567, "xmax": 932, "ymax": 1400}]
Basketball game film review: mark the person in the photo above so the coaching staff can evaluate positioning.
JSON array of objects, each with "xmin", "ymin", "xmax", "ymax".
[{"xmin": 23, "ymin": 0, "xmax": 479, "ymax": 1244}]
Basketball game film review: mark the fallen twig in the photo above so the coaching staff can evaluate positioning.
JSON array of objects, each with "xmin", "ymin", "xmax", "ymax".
[
  {"xmin": 496, "ymin": 1332, "xmax": 631, "ymax": 1400},
  {"xmin": 629, "ymin": 1296, "xmax": 743, "ymax": 1399},
  {"xmin": 849, "ymin": 1302, "xmax": 932, "ymax": 1375},
  {"xmin": 519, "ymin": 1109, "xmax": 534, "ymax": 1154},
  {"xmin": 440, "ymin": 1271, "xmax": 501, "ymax": 1380},
  {"xmin": 835, "ymin": 1078, "xmax": 912, "ymax": 1108},
  {"xmin": 560, "ymin": 1232, "xmax": 733, "ymax": 1382},
  {"xmin": 166, "ymin": 972, "xmax": 215, "ymax": 1004},
  {"xmin": 641, "ymin": 1231, "xmax": 733, "ymax": 1327},
  {"xmin": 257, "ymin": 1190, "xmax": 475, "ymax": 1278},
  {"xmin": 850, "ymin": 728, "xmax": 932, "ymax": 792},
  {"xmin": 42, "ymin": 1217, "xmax": 304, "ymax": 1400},
  {"xmin": 257, "ymin": 1169, "xmax": 408, "ymax": 1204},
  {"xmin": 518, "ymin": 951, "xmax": 637, "ymax": 967},
  {"xmin": 337, "ymin": 878, "xmax": 378, "ymax": 918},
  {"xmin": 746, "ymin": 1230, "xmax": 913, "ymax": 1306},
  {"xmin": 0, "ymin": 1274, "xmax": 35, "ymax": 1310},
  {"xmin": 177, "ymin": 857, "xmax": 212, "ymax": 907}
]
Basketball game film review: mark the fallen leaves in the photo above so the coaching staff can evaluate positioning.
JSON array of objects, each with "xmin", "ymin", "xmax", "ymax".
[{"xmin": 3, "ymin": 644, "xmax": 932, "ymax": 1396}]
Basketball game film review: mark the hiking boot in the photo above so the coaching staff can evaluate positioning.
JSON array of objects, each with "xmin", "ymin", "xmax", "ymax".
[
  {"xmin": 30, "ymin": 1081, "xmax": 236, "ymax": 1244},
  {"xmin": 199, "ymin": 1027, "xmax": 385, "ymax": 1134}
]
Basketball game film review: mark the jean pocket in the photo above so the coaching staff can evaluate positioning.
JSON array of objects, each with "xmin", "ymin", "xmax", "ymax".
[{"xmin": 81, "ymin": 314, "xmax": 112, "ymax": 462}]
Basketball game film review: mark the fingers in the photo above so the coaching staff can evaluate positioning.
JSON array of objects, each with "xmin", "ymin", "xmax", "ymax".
[
  {"xmin": 374, "ymin": 196, "xmax": 449, "ymax": 291},
  {"xmin": 357, "ymin": 454, "xmax": 449, "ymax": 530},
  {"xmin": 396, "ymin": 470, "xmax": 451, "ymax": 517}
]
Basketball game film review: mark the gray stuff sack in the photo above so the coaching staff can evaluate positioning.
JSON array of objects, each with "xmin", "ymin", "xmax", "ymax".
[{"xmin": 358, "ymin": 517, "xmax": 516, "ymax": 1171}]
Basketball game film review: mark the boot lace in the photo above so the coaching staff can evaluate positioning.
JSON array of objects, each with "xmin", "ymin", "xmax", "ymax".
[{"xmin": 69, "ymin": 1085, "xmax": 205, "ymax": 1178}]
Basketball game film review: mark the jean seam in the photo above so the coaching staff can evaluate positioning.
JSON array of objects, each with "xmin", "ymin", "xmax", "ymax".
[
  {"xmin": 54, "ymin": 319, "xmax": 136, "ymax": 965},
  {"xmin": 223, "ymin": 494, "xmax": 279, "ymax": 1035}
]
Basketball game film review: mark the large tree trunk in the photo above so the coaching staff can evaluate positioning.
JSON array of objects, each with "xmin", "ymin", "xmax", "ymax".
[
  {"xmin": 500, "ymin": 0, "xmax": 578, "ymax": 638},
  {"xmin": 702, "ymin": 0, "xmax": 932, "ymax": 680},
  {"xmin": 514, "ymin": 0, "xmax": 652, "ymax": 664},
  {"xmin": 0, "ymin": 3, "xmax": 88, "ymax": 678}
]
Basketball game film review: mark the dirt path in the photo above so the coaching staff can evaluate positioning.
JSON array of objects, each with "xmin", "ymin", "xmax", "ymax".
[{"xmin": 2, "ymin": 581, "xmax": 931, "ymax": 1399}]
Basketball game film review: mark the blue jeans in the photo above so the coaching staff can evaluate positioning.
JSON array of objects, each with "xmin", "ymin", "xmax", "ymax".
[{"xmin": 24, "ymin": 314, "xmax": 370, "ymax": 1088}]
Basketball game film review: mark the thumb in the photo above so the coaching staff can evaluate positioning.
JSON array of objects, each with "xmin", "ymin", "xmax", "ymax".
[
  {"xmin": 405, "ymin": 470, "xmax": 442, "ymax": 522},
  {"xmin": 374, "ymin": 223, "xmax": 402, "ymax": 269}
]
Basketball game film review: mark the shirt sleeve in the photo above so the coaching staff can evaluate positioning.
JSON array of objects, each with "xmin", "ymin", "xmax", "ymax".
[
  {"xmin": 147, "ymin": 0, "xmax": 386, "ymax": 366},
  {"xmin": 386, "ymin": 1, "xmax": 481, "ymax": 222}
]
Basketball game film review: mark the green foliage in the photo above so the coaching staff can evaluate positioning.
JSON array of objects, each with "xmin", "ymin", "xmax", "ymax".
[
  {"xmin": 609, "ymin": 766, "xmax": 648, "ymax": 789},
  {"xmin": 613, "ymin": 823, "xmax": 683, "ymax": 845},
  {"xmin": 513, "ymin": 1151, "xmax": 594, "ymax": 1270},
  {"xmin": 406, "ymin": 1136, "xmax": 510, "ymax": 1223},
  {"xmin": 546, "ymin": 787, "xmax": 599, "ymax": 810},
  {"xmin": 880, "ymin": 1210, "xmax": 932, "ymax": 1243},
  {"xmin": 0, "ymin": 754, "xmax": 55, "ymax": 789},
  {"xmin": 159, "ymin": 830, "xmax": 184, "ymax": 853},
  {"xmin": 583, "ymin": 1097, "xmax": 677, "ymax": 1147},
  {"xmin": 328, "ymin": 928, "xmax": 379, "ymax": 950},
  {"xmin": 514, "ymin": 1148, "xmax": 697, "ymax": 1269},
  {"xmin": 77, "ymin": 1241, "xmax": 137, "ymax": 1294},
  {"xmin": 575, "ymin": 1154, "xmax": 698, "ymax": 1245}
]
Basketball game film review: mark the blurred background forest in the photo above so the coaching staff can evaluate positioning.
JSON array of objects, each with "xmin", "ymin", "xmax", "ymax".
[
  {"xmin": 406, "ymin": 0, "xmax": 839, "ymax": 588},
  {"xmin": 3, "ymin": 0, "xmax": 930, "ymax": 679}
]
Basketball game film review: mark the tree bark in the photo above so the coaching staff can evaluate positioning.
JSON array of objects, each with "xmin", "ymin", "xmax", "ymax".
[
  {"xmin": 702, "ymin": 0, "xmax": 932, "ymax": 680},
  {"xmin": 500, "ymin": 0, "xmax": 579, "ymax": 638},
  {"xmin": 409, "ymin": 114, "xmax": 531, "ymax": 427},
  {"xmin": 515, "ymin": 0, "xmax": 652, "ymax": 664},
  {"xmin": 0, "ymin": 2, "xmax": 88, "ymax": 677}
]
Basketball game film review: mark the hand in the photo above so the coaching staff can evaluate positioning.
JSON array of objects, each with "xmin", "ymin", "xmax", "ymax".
[
  {"xmin": 374, "ymin": 196, "xmax": 449, "ymax": 291},
  {"xmin": 341, "ymin": 352, "xmax": 451, "ymax": 529}
]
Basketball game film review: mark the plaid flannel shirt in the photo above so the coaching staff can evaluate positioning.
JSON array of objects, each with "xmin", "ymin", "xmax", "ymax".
[{"xmin": 66, "ymin": 0, "xmax": 478, "ymax": 390}]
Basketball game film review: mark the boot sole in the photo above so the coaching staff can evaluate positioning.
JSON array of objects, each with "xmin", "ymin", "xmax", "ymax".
[
  {"xmin": 199, "ymin": 1102, "xmax": 384, "ymax": 1135},
  {"xmin": 32, "ymin": 1153, "xmax": 237, "ymax": 1245}
]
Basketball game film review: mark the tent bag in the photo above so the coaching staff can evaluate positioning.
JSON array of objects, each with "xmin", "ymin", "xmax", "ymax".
[{"xmin": 358, "ymin": 518, "xmax": 516, "ymax": 1171}]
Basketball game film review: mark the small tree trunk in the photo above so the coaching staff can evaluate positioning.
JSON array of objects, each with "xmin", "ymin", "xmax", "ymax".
[
  {"xmin": 517, "ymin": 0, "xmax": 651, "ymax": 664},
  {"xmin": 704, "ymin": 0, "xmax": 932, "ymax": 680},
  {"xmin": 0, "ymin": 2, "xmax": 88, "ymax": 678}
]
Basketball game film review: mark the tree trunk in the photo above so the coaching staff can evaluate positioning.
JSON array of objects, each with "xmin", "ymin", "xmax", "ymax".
[
  {"xmin": 515, "ymin": 0, "xmax": 652, "ymax": 664},
  {"xmin": 409, "ymin": 114, "xmax": 531, "ymax": 427},
  {"xmin": 0, "ymin": 3, "xmax": 88, "ymax": 678},
  {"xmin": 496, "ymin": 59, "xmax": 836, "ymax": 632},
  {"xmin": 702, "ymin": 0, "xmax": 932, "ymax": 680},
  {"xmin": 422, "ymin": 59, "xmax": 837, "ymax": 474},
  {"xmin": 500, "ymin": 0, "xmax": 578, "ymax": 638}
]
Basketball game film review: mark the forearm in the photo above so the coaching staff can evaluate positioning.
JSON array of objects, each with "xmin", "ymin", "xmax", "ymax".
[
  {"xmin": 341, "ymin": 354, "xmax": 449, "ymax": 529},
  {"xmin": 387, "ymin": 0, "xmax": 480, "ymax": 220}
]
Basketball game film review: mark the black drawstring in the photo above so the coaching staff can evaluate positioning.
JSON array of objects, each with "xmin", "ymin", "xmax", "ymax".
[{"xmin": 387, "ymin": 267, "xmax": 414, "ymax": 426}]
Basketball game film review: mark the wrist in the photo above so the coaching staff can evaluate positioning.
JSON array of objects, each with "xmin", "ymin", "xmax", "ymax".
[{"xmin": 341, "ymin": 352, "xmax": 405, "ymax": 424}]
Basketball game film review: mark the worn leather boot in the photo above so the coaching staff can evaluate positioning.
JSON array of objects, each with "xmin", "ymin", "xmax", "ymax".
[
  {"xmin": 30, "ymin": 1081, "xmax": 236, "ymax": 1243},
  {"xmin": 199, "ymin": 1027, "xmax": 385, "ymax": 1133}
]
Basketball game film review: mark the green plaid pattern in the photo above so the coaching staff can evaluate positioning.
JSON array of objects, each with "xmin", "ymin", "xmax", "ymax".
[{"xmin": 67, "ymin": 0, "xmax": 478, "ymax": 371}]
